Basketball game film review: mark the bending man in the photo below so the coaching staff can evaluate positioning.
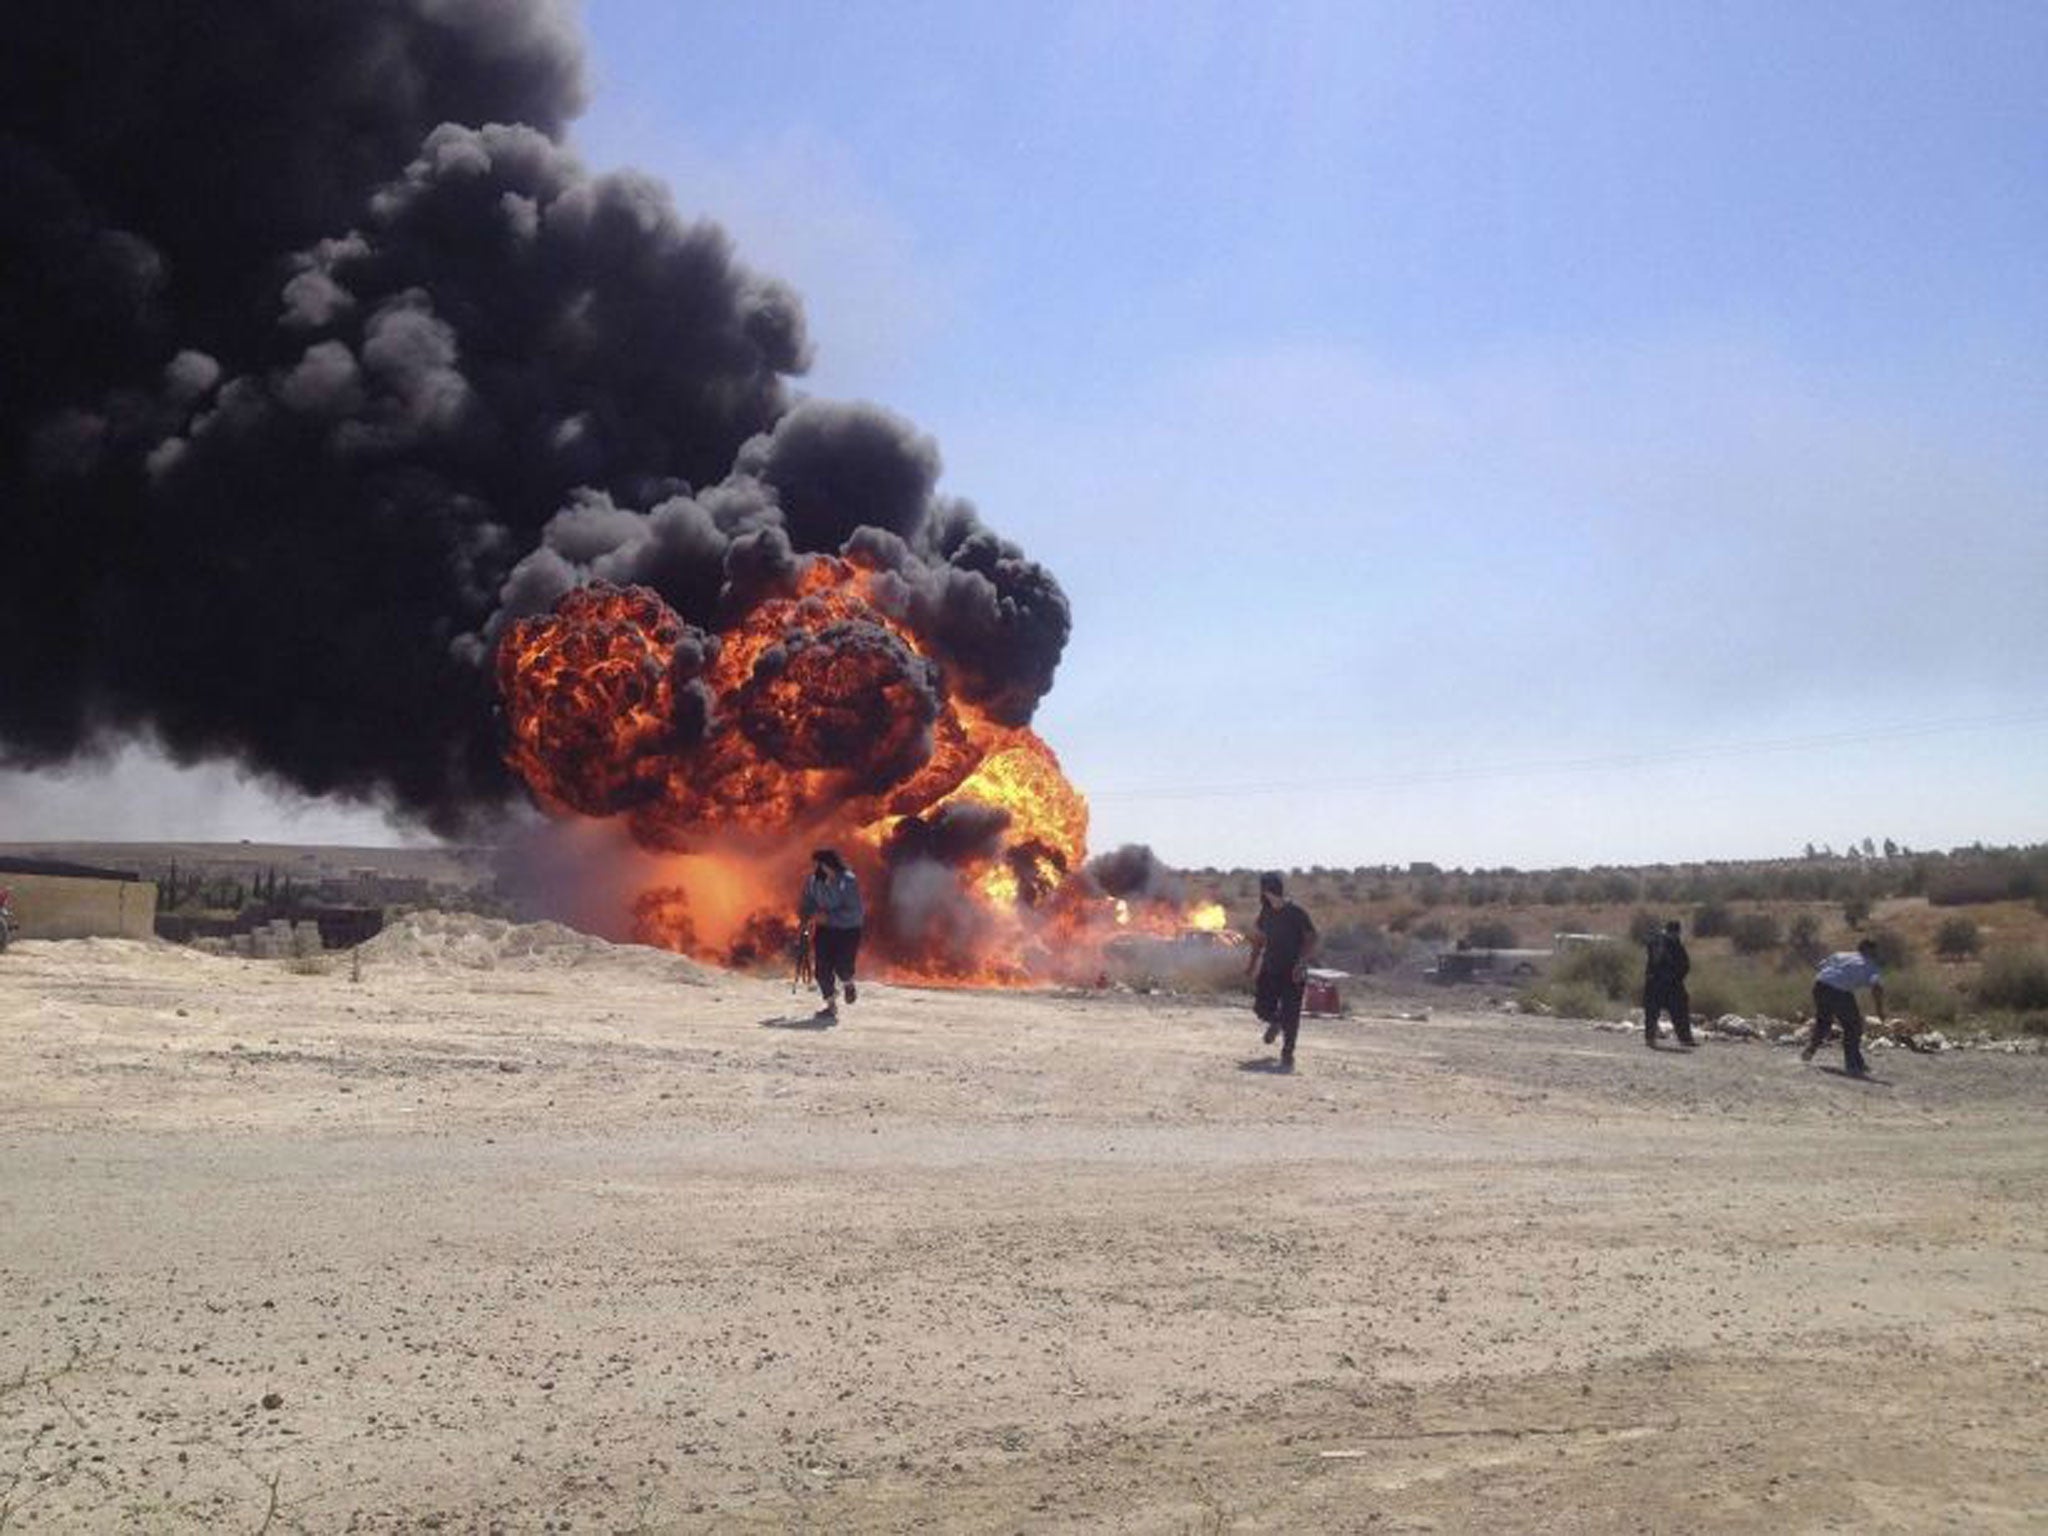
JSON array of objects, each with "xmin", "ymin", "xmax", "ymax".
[{"xmin": 1804, "ymin": 938, "xmax": 1885, "ymax": 1078}]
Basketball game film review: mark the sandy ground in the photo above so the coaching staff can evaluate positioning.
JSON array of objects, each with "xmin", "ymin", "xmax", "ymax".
[{"xmin": 2, "ymin": 929, "xmax": 2046, "ymax": 1534}]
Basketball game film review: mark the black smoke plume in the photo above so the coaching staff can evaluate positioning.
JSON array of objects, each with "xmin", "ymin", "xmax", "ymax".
[
  {"xmin": 1084, "ymin": 843, "xmax": 1185, "ymax": 907},
  {"xmin": 1, "ymin": 0, "xmax": 1069, "ymax": 833}
]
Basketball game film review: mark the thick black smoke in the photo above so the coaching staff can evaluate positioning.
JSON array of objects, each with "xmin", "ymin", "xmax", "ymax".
[
  {"xmin": 1085, "ymin": 843, "xmax": 1185, "ymax": 906},
  {"xmin": 1, "ymin": 0, "xmax": 1069, "ymax": 832},
  {"xmin": 875, "ymin": 802, "xmax": 1015, "ymax": 971}
]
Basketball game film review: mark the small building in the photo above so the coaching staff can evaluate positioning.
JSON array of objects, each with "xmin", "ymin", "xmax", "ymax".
[
  {"xmin": 0, "ymin": 857, "xmax": 159, "ymax": 941},
  {"xmin": 154, "ymin": 903, "xmax": 384, "ymax": 950}
]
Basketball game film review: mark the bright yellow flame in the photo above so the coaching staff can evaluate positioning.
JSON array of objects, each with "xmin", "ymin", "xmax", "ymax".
[
  {"xmin": 937, "ymin": 729, "xmax": 1088, "ymax": 871},
  {"xmin": 981, "ymin": 863, "xmax": 1020, "ymax": 906},
  {"xmin": 1187, "ymin": 901, "xmax": 1226, "ymax": 931}
]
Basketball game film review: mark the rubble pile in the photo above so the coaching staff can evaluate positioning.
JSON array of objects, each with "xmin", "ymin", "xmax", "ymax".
[
  {"xmin": 357, "ymin": 911, "xmax": 712, "ymax": 984},
  {"xmin": 1522, "ymin": 1002, "xmax": 2044, "ymax": 1054},
  {"xmin": 188, "ymin": 920, "xmax": 324, "ymax": 960}
]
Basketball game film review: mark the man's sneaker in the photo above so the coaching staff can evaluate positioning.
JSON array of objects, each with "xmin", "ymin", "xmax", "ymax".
[
  {"xmin": 1277, "ymin": 1056, "xmax": 1296, "ymax": 1073},
  {"xmin": 1262, "ymin": 1025, "xmax": 1279, "ymax": 1046},
  {"xmin": 844, "ymin": 981, "xmax": 857, "ymax": 1004},
  {"xmin": 818, "ymin": 1001, "xmax": 838, "ymax": 1021},
  {"xmin": 1799, "ymin": 1043, "xmax": 1818, "ymax": 1063}
]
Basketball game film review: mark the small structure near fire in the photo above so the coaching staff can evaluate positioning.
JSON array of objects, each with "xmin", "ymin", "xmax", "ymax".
[
  {"xmin": 0, "ymin": 856, "xmax": 158, "ymax": 941},
  {"xmin": 1303, "ymin": 967, "xmax": 1351, "ymax": 1017},
  {"xmin": 1430, "ymin": 947, "xmax": 1555, "ymax": 983},
  {"xmin": 156, "ymin": 903, "xmax": 383, "ymax": 952}
]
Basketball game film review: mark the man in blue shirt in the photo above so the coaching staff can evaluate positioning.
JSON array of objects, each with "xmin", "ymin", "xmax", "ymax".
[
  {"xmin": 1804, "ymin": 939, "xmax": 1886, "ymax": 1076},
  {"xmin": 798, "ymin": 848, "xmax": 865, "ymax": 1020}
]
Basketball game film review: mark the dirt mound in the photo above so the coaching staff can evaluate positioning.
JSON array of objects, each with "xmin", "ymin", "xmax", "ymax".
[{"xmin": 358, "ymin": 911, "xmax": 714, "ymax": 984}]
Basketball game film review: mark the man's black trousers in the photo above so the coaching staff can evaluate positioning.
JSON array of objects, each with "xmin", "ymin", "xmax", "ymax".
[
  {"xmin": 813, "ymin": 924, "xmax": 862, "ymax": 1002},
  {"xmin": 1254, "ymin": 969, "xmax": 1306, "ymax": 1060},
  {"xmin": 1644, "ymin": 980, "xmax": 1693, "ymax": 1044},
  {"xmin": 1809, "ymin": 982, "xmax": 1868, "ymax": 1073}
]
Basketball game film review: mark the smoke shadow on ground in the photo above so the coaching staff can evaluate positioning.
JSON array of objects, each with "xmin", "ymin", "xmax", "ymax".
[
  {"xmin": 1236, "ymin": 1057, "xmax": 1294, "ymax": 1074},
  {"xmin": 760, "ymin": 1013, "xmax": 838, "ymax": 1030}
]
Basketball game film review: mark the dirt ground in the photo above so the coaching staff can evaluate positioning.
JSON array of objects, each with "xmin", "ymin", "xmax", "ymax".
[{"xmin": 2, "ymin": 928, "xmax": 2045, "ymax": 1533}]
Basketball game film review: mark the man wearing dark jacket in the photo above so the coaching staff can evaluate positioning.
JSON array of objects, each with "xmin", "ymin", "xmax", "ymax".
[
  {"xmin": 1643, "ymin": 919, "xmax": 1695, "ymax": 1048},
  {"xmin": 798, "ymin": 849, "xmax": 865, "ymax": 1019},
  {"xmin": 1246, "ymin": 872, "xmax": 1318, "ymax": 1071}
]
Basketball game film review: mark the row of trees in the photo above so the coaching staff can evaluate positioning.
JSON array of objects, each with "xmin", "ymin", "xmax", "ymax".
[
  {"xmin": 1194, "ymin": 843, "xmax": 2048, "ymax": 912},
  {"xmin": 157, "ymin": 862, "xmax": 301, "ymax": 914}
]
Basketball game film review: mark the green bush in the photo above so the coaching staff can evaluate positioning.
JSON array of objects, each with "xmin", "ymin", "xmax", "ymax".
[
  {"xmin": 1542, "ymin": 980, "xmax": 1619, "ymax": 1022},
  {"xmin": 1413, "ymin": 919, "xmax": 1450, "ymax": 943},
  {"xmin": 1842, "ymin": 895, "xmax": 1872, "ymax": 927},
  {"xmin": 1729, "ymin": 913, "xmax": 1782, "ymax": 955},
  {"xmin": 1550, "ymin": 940, "xmax": 1637, "ymax": 1001},
  {"xmin": 1976, "ymin": 947, "xmax": 2048, "ymax": 1012},
  {"xmin": 1934, "ymin": 917, "xmax": 1981, "ymax": 960},
  {"xmin": 1465, "ymin": 919, "xmax": 1518, "ymax": 949},
  {"xmin": 1626, "ymin": 909, "xmax": 1663, "ymax": 946},
  {"xmin": 1692, "ymin": 901, "xmax": 1733, "ymax": 938}
]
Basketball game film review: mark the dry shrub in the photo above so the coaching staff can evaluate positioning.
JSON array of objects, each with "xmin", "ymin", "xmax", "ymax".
[
  {"xmin": 1526, "ymin": 942, "xmax": 1636, "ymax": 1017},
  {"xmin": 1542, "ymin": 981, "xmax": 1617, "ymax": 1022},
  {"xmin": 1882, "ymin": 968, "xmax": 1962, "ymax": 1027},
  {"xmin": 1553, "ymin": 940, "xmax": 1636, "ymax": 1001},
  {"xmin": 1976, "ymin": 947, "xmax": 2048, "ymax": 1012},
  {"xmin": 1934, "ymin": 916, "xmax": 1981, "ymax": 959},
  {"xmin": 1729, "ymin": 913, "xmax": 1782, "ymax": 955},
  {"xmin": 1684, "ymin": 959, "xmax": 1808, "ymax": 1023}
]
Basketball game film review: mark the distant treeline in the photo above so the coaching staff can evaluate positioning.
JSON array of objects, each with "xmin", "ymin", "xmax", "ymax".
[{"xmin": 1190, "ymin": 842, "xmax": 2048, "ymax": 911}]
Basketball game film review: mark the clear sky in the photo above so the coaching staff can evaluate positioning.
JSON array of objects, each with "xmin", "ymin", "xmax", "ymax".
[{"xmin": 8, "ymin": 0, "xmax": 2045, "ymax": 868}]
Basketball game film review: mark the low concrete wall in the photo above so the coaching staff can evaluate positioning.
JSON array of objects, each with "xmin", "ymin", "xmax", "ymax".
[{"xmin": 4, "ymin": 873, "xmax": 159, "ymax": 940}]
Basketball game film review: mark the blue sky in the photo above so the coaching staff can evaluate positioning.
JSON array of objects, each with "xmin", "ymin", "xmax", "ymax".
[{"xmin": 9, "ymin": 0, "xmax": 2045, "ymax": 867}]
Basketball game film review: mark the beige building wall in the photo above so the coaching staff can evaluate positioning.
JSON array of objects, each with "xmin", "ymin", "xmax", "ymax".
[{"xmin": 3, "ymin": 874, "xmax": 160, "ymax": 940}]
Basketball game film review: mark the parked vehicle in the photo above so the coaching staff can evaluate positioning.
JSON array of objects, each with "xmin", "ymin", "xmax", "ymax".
[{"xmin": 1430, "ymin": 946, "xmax": 1554, "ymax": 982}]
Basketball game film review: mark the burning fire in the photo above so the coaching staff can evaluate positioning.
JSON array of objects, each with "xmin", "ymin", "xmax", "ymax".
[{"xmin": 496, "ymin": 565, "xmax": 1216, "ymax": 983}]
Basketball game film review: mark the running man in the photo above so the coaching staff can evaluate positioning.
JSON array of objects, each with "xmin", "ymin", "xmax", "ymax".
[
  {"xmin": 798, "ymin": 849, "xmax": 865, "ymax": 1020},
  {"xmin": 1245, "ymin": 872, "xmax": 1318, "ymax": 1071}
]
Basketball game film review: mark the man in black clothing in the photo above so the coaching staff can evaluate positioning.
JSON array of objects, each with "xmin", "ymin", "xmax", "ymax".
[
  {"xmin": 1643, "ymin": 918, "xmax": 1695, "ymax": 1048},
  {"xmin": 1246, "ymin": 872, "xmax": 1318, "ymax": 1071}
]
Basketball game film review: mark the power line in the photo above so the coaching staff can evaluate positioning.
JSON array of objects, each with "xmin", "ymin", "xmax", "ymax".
[{"xmin": 1088, "ymin": 707, "xmax": 2048, "ymax": 803}]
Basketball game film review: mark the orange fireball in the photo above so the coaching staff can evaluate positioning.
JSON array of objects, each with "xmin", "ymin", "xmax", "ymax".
[{"xmin": 496, "ymin": 565, "xmax": 1204, "ymax": 984}]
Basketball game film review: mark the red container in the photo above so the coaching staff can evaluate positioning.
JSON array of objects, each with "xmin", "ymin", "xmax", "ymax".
[{"xmin": 1303, "ymin": 977, "xmax": 1341, "ymax": 1016}]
